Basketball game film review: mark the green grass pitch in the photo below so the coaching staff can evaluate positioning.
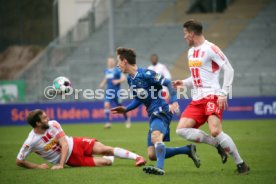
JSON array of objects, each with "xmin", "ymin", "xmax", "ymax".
[{"xmin": 0, "ymin": 119, "xmax": 276, "ymax": 184}]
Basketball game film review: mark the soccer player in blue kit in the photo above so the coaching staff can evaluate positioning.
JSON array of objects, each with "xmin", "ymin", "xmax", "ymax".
[
  {"xmin": 111, "ymin": 47, "xmax": 200, "ymax": 175},
  {"xmin": 99, "ymin": 57, "xmax": 131, "ymax": 128}
]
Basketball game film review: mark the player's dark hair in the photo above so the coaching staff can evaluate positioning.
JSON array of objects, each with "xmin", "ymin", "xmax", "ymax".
[
  {"xmin": 183, "ymin": 20, "xmax": 203, "ymax": 35},
  {"xmin": 116, "ymin": 47, "xmax": 136, "ymax": 65},
  {"xmin": 27, "ymin": 109, "xmax": 43, "ymax": 128}
]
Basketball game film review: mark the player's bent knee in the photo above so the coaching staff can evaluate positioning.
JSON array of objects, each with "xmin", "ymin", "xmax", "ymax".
[
  {"xmin": 95, "ymin": 158, "xmax": 113, "ymax": 166},
  {"xmin": 148, "ymin": 154, "xmax": 156, "ymax": 161},
  {"xmin": 151, "ymin": 131, "xmax": 163, "ymax": 144},
  {"xmin": 210, "ymin": 129, "xmax": 221, "ymax": 137},
  {"xmin": 105, "ymin": 159, "xmax": 113, "ymax": 166}
]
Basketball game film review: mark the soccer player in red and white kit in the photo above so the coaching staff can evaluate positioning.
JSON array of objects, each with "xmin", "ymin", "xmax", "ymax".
[
  {"xmin": 16, "ymin": 109, "xmax": 146, "ymax": 169},
  {"xmin": 173, "ymin": 20, "xmax": 250, "ymax": 174}
]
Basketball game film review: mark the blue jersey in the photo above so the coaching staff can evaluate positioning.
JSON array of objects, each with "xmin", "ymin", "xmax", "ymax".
[
  {"xmin": 104, "ymin": 67, "xmax": 122, "ymax": 91},
  {"xmin": 127, "ymin": 68, "xmax": 174, "ymax": 117}
]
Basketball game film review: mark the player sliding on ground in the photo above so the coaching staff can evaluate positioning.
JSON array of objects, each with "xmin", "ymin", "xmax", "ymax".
[
  {"xmin": 16, "ymin": 109, "xmax": 146, "ymax": 169},
  {"xmin": 173, "ymin": 20, "xmax": 250, "ymax": 174},
  {"xmin": 111, "ymin": 47, "xmax": 200, "ymax": 175}
]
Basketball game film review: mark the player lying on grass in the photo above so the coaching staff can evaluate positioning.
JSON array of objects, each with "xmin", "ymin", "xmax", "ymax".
[
  {"xmin": 16, "ymin": 109, "xmax": 146, "ymax": 170},
  {"xmin": 111, "ymin": 47, "xmax": 200, "ymax": 175},
  {"xmin": 173, "ymin": 20, "xmax": 250, "ymax": 174}
]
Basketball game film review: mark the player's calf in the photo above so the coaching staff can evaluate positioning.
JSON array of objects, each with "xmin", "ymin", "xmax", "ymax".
[{"xmin": 94, "ymin": 157, "xmax": 113, "ymax": 166}]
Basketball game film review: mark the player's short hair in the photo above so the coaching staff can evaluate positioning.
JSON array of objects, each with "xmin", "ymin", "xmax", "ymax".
[
  {"xmin": 27, "ymin": 109, "xmax": 44, "ymax": 128},
  {"xmin": 183, "ymin": 20, "xmax": 203, "ymax": 35},
  {"xmin": 116, "ymin": 47, "xmax": 136, "ymax": 65}
]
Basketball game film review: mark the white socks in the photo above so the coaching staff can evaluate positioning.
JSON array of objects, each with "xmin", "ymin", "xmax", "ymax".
[
  {"xmin": 113, "ymin": 147, "xmax": 138, "ymax": 160},
  {"xmin": 215, "ymin": 132, "xmax": 243, "ymax": 164},
  {"xmin": 176, "ymin": 128, "xmax": 218, "ymax": 146}
]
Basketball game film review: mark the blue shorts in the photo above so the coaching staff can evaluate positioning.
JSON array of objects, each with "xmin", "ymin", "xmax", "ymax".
[{"xmin": 147, "ymin": 112, "xmax": 172, "ymax": 147}]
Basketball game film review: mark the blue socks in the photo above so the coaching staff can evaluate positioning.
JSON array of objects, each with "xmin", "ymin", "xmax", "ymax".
[
  {"xmin": 104, "ymin": 109, "xmax": 110, "ymax": 122},
  {"xmin": 154, "ymin": 143, "xmax": 191, "ymax": 170},
  {"xmin": 155, "ymin": 142, "xmax": 166, "ymax": 170},
  {"xmin": 165, "ymin": 146, "xmax": 190, "ymax": 159}
]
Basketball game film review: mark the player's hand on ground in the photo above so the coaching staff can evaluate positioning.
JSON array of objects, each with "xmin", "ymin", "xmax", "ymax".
[
  {"xmin": 217, "ymin": 95, "xmax": 228, "ymax": 110},
  {"xmin": 51, "ymin": 164, "xmax": 64, "ymax": 170},
  {"xmin": 37, "ymin": 163, "xmax": 49, "ymax": 169},
  {"xmin": 111, "ymin": 106, "xmax": 127, "ymax": 114},
  {"xmin": 172, "ymin": 80, "xmax": 184, "ymax": 89},
  {"xmin": 169, "ymin": 102, "xmax": 180, "ymax": 114}
]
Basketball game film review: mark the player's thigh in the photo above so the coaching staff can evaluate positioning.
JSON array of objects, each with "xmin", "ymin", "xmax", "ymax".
[
  {"xmin": 93, "ymin": 157, "xmax": 112, "ymax": 166},
  {"xmin": 151, "ymin": 130, "xmax": 164, "ymax": 144},
  {"xmin": 92, "ymin": 141, "xmax": 114, "ymax": 156},
  {"xmin": 104, "ymin": 101, "xmax": 110, "ymax": 109},
  {"xmin": 207, "ymin": 115, "xmax": 222, "ymax": 137},
  {"xmin": 177, "ymin": 117, "xmax": 197, "ymax": 129},
  {"xmin": 150, "ymin": 117, "xmax": 165, "ymax": 144},
  {"xmin": 147, "ymin": 146, "xmax": 156, "ymax": 161}
]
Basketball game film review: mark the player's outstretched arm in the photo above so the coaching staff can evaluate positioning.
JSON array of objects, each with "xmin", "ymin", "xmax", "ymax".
[
  {"xmin": 51, "ymin": 136, "xmax": 69, "ymax": 170},
  {"xmin": 172, "ymin": 77, "xmax": 193, "ymax": 89},
  {"xmin": 111, "ymin": 98, "xmax": 142, "ymax": 114},
  {"xmin": 16, "ymin": 159, "xmax": 49, "ymax": 169}
]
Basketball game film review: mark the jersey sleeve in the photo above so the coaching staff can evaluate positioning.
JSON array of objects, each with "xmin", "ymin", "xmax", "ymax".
[
  {"xmin": 144, "ymin": 69, "xmax": 177, "ymax": 103},
  {"xmin": 16, "ymin": 137, "xmax": 33, "ymax": 161},
  {"xmin": 209, "ymin": 44, "xmax": 228, "ymax": 67},
  {"xmin": 51, "ymin": 121, "xmax": 65, "ymax": 140}
]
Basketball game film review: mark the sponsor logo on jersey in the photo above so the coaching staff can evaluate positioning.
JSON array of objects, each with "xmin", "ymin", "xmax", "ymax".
[
  {"xmin": 44, "ymin": 138, "xmax": 58, "ymax": 151},
  {"xmin": 189, "ymin": 60, "xmax": 202, "ymax": 67}
]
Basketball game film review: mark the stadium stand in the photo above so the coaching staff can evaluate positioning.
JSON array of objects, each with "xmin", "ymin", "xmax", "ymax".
[{"xmin": 15, "ymin": 0, "xmax": 276, "ymax": 102}]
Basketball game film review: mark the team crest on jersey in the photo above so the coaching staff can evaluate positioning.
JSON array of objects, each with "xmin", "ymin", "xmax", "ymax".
[{"xmin": 154, "ymin": 73, "xmax": 162, "ymax": 81}]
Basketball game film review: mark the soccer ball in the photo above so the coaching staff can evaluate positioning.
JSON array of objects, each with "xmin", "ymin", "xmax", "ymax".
[{"xmin": 53, "ymin": 76, "xmax": 72, "ymax": 94}]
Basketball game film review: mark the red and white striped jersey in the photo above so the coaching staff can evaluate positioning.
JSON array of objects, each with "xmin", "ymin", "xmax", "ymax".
[
  {"xmin": 188, "ymin": 40, "xmax": 227, "ymax": 100},
  {"xmin": 17, "ymin": 120, "xmax": 73, "ymax": 164}
]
